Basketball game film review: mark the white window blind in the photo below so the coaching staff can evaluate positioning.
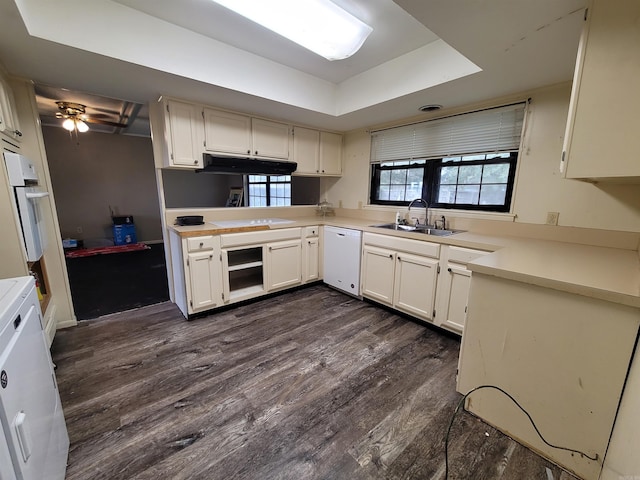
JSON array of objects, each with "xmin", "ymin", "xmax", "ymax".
[{"xmin": 371, "ymin": 103, "xmax": 526, "ymax": 163}]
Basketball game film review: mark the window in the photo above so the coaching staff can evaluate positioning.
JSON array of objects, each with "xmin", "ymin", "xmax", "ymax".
[
  {"xmin": 369, "ymin": 103, "xmax": 525, "ymax": 212},
  {"xmin": 247, "ymin": 175, "xmax": 291, "ymax": 207}
]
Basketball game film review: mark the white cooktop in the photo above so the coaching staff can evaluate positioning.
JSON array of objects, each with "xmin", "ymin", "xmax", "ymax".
[{"xmin": 210, "ymin": 218, "xmax": 295, "ymax": 228}]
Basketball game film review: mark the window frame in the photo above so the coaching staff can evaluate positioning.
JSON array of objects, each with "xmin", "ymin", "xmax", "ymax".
[
  {"xmin": 246, "ymin": 174, "xmax": 292, "ymax": 207},
  {"xmin": 370, "ymin": 152, "xmax": 518, "ymax": 212}
]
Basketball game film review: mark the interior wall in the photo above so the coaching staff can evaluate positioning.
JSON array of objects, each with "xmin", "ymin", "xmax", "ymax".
[
  {"xmin": 327, "ymin": 83, "xmax": 640, "ymax": 233},
  {"xmin": 42, "ymin": 126, "xmax": 163, "ymax": 244}
]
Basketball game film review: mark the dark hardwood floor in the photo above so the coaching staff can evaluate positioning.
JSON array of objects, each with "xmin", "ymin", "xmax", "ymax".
[{"xmin": 51, "ymin": 285, "xmax": 578, "ymax": 480}]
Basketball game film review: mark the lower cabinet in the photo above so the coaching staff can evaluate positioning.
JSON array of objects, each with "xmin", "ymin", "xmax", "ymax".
[
  {"xmin": 220, "ymin": 227, "xmax": 307, "ymax": 305},
  {"xmin": 434, "ymin": 246, "xmax": 490, "ymax": 333},
  {"xmin": 394, "ymin": 252, "xmax": 439, "ymax": 320},
  {"xmin": 302, "ymin": 226, "xmax": 320, "ymax": 282},
  {"xmin": 266, "ymin": 239, "xmax": 302, "ymax": 291},
  {"xmin": 361, "ymin": 233, "xmax": 440, "ymax": 323},
  {"xmin": 169, "ymin": 231, "xmax": 223, "ymax": 317}
]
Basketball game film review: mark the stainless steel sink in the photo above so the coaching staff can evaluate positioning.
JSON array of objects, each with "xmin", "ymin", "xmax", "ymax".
[{"xmin": 371, "ymin": 223, "xmax": 463, "ymax": 237}]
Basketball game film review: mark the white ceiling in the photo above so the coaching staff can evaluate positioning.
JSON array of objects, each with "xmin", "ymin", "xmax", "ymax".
[{"xmin": 0, "ymin": 0, "xmax": 586, "ymax": 133}]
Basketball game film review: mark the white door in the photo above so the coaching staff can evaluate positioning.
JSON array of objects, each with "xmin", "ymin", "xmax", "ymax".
[
  {"xmin": 361, "ymin": 245, "xmax": 395, "ymax": 305},
  {"xmin": 203, "ymin": 108, "xmax": 252, "ymax": 155},
  {"xmin": 166, "ymin": 100, "xmax": 202, "ymax": 167},
  {"xmin": 439, "ymin": 264, "xmax": 472, "ymax": 333},
  {"xmin": 303, "ymin": 237, "xmax": 319, "ymax": 282},
  {"xmin": 394, "ymin": 252, "xmax": 439, "ymax": 321},
  {"xmin": 252, "ymin": 119, "xmax": 290, "ymax": 159},
  {"xmin": 266, "ymin": 239, "xmax": 302, "ymax": 291},
  {"xmin": 187, "ymin": 251, "xmax": 218, "ymax": 311}
]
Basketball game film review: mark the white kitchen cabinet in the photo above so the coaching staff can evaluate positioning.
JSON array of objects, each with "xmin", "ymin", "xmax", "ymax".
[
  {"xmin": 163, "ymin": 99, "xmax": 203, "ymax": 168},
  {"xmin": 302, "ymin": 226, "xmax": 320, "ymax": 282},
  {"xmin": 291, "ymin": 127, "xmax": 343, "ymax": 176},
  {"xmin": 292, "ymin": 126, "xmax": 319, "ymax": 175},
  {"xmin": 361, "ymin": 233, "xmax": 440, "ymax": 322},
  {"xmin": 319, "ymin": 131, "xmax": 342, "ymax": 175},
  {"xmin": 0, "ymin": 72, "xmax": 22, "ymax": 141},
  {"xmin": 394, "ymin": 252, "xmax": 439, "ymax": 320},
  {"xmin": 251, "ymin": 118, "xmax": 290, "ymax": 159},
  {"xmin": 202, "ymin": 109, "xmax": 289, "ymax": 160},
  {"xmin": 266, "ymin": 239, "xmax": 302, "ymax": 291},
  {"xmin": 203, "ymin": 107, "xmax": 252, "ymax": 155},
  {"xmin": 186, "ymin": 250, "xmax": 220, "ymax": 312},
  {"xmin": 562, "ymin": 0, "xmax": 640, "ymax": 182},
  {"xmin": 435, "ymin": 246, "xmax": 490, "ymax": 334},
  {"xmin": 169, "ymin": 231, "xmax": 223, "ymax": 317},
  {"xmin": 361, "ymin": 245, "xmax": 396, "ymax": 305}
]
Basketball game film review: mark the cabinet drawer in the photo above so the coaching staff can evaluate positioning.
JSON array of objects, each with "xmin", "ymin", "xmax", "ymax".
[
  {"xmin": 187, "ymin": 236, "xmax": 215, "ymax": 252},
  {"xmin": 221, "ymin": 227, "xmax": 301, "ymax": 248},
  {"xmin": 447, "ymin": 246, "xmax": 490, "ymax": 265},
  {"xmin": 304, "ymin": 226, "xmax": 319, "ymax": 237},
  {"xmin": 363, "ymin": 232, "xmax": 440, "ymax": 258}
]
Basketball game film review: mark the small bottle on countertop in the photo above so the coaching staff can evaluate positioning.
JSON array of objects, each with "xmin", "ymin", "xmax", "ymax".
[{"xmin": 395, "ymin": 211, "xmax": 401, "ymax": 224}]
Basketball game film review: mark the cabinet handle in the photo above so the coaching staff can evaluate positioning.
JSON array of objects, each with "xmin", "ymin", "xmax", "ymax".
[
  {"xmin": 388, "ymin": 254, "xmax": 393, "ymax": 259},
  {"xmin": 194, "ymin": 160, "xmax": 198, "ymax": 165},
  {"xmin": 269, "ymin": 246, "xmax": 272, "ymax": 252},
  {"xmin": 209, "ymin": 254, "xmax": 213, "ymax": 259},
  {"xmin": 447, "ymin": 267, "xmax": 452, "ymax": 272},
  {"xmin": 398, "ymin": 256, "xmax": 401, "ymax": 261},
  {"xmin": 255, "ymin": 150, "xmax": 259, "ymax": 155},
  {"xmin": 247, "ymin": 149, "xmax": 251, "ymax": 154},
  {"xmin": 199, "ymin": 242, "xmax": 204, "ymax": 247},
  {"xmin": 14, "ymin": 130, "xmax": 22, "ymax": 137}
]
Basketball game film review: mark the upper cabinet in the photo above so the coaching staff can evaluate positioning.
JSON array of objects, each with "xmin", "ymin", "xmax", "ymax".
[
  {"xmin": 291, "ymin": 126, "xmax": 343, "ymax": 176},
  {"xmin": 562, "ymin": 0, "xmax": 640, "ymax": 182},
  {"xmin": 204, "ymin": 108, "xmax": 289, "ymax": 159},
  {"xmin": 159, "ymin": 99, "xmax": 204, "ymax": 169},
  {"xmin": 0, "ymin": 72, "xmax": 22, "ymax": 142},
  {"xmin": 203, "ymin": 108, "xmax": 251, "ymax": 155}
]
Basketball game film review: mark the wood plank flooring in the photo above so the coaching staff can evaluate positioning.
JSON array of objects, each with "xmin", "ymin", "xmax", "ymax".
[{"xmin": 51, "ymin": 285, "xmax": 579, "ymax": 480}]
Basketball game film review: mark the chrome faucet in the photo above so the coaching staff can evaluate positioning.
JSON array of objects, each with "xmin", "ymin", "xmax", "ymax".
[{"xmin": 408, "ymin": 198, "xmax": 429, "ymax": 226}]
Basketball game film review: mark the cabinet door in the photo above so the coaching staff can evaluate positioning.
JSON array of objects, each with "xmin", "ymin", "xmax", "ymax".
[
  {"xmin": 252, "ymin": 118, "xmax": 290, "ymax": 159},
  {"xmin": 292, "ymin": 126, "xmax": 320, "ymax": 174},
  {"xmin": 166, "ymin": 100, "xmax": 203, "ymax": 167},
  {"xmin": 361, "ymin": 245, "xmax": 395, "ymax": 305},
  {"xmin": 266, "ymin": 239, "xmax": 302, "ymax": 290},
  {"xmin": 186, "ymin": 250, "xmax": 220, "ymax": 312},
  {"xmin": 203, "ymin": 108, "xmax": 252, "ymax": 155},
  {"xmin": 393, "ymin": 252, "xmax": 439, "ymax": 321},
  {"xmin": 438, "ymin": 264, "xmax": 472, "ymax": 333},
  {"xmin": 563, "ymin": 0, "xmax": 640, "ymax": 180},
  {"xmin": 319, "ymin": 131, "xmax": 342, "ymax": 175},
  {"xmin": 0, "ymin": 75, "xmax": 21, "ymax": 140},
  {"xmin": 303, "ymin": 237, "xmax": 319, "ymax": 282}
]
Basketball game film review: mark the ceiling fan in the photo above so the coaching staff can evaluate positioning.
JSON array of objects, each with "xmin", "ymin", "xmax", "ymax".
[{"xmin": 56, "ymin": 101, "xmax": 128, "ymax": 133}]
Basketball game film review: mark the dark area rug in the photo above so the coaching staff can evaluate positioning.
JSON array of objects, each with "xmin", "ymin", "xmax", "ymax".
[{"xmin": 65, "ymin": 243, "xmax": 169, "ymax": 320}]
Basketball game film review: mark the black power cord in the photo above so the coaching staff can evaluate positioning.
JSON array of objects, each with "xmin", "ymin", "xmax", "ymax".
[{"xmin": 444, "ymin": 385, "xmax": 599, "ymax": 479}]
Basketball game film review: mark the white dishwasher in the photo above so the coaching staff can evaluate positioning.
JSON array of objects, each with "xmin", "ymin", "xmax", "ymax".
[{"xmin": 323, "ymin": 226, "xmax": 362, "ymax": 296}]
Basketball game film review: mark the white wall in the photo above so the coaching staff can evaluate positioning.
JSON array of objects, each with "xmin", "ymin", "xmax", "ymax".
[
  {"xmin": 326, "ymin": 83, "xmax": 640, "ymax": 233},
  {"xmin": 43, "ymin": 126, "xmax": 163, "ymax": 244}
]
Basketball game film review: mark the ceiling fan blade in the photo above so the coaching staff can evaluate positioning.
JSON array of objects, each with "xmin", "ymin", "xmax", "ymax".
[{"xmin": 84, "ymin": 117, "xmax": 128, "ymax": 128}]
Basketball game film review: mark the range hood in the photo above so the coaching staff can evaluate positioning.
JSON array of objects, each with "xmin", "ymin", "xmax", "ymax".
[{"xmin": 197, "ymin": 153, "xmax": 297, "ymax": 175}]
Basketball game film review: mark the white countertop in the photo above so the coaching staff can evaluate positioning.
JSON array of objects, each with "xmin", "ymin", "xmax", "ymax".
[{"xmin": 168, "ymin": 215, "xmax": 640, "ymax": 308}]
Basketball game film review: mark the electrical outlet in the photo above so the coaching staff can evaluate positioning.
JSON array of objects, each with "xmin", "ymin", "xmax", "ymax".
[
  {"xmin": 546, "ymin": 212, "xmax": 559, "ymax": 226},
  {"xmin": 76, "ymin": 226, "xmax": 83, "ymax": 234},
  {"xmin": 338, "ymin": 200, "xmax": 343, "ymax": 208},
  {"xmin": 357, "ymin": 201, "xmax": 363, "ymax": 209}
]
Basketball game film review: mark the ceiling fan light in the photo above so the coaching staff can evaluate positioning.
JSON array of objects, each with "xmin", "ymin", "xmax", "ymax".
[
  {"xmin": 62, "ymin": 118, "xmax": 76, "ymax": 131},
  {"xmin": 76, "ymin": 119, "xmax": 89, "ymax": 133},
  {"xmin": 210, "ymin": 0, "xmax": 372, "ymax": 61}
]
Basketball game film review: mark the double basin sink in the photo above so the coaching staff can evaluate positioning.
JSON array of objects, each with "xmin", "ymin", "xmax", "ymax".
[{"xmin": 371, "ymin": 223, "xmax": 463, "ymax": 237}]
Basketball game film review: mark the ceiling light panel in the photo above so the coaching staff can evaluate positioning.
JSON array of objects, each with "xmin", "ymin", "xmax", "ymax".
[{"xmin": 210, "ymin": 0, "xmax": 372, "ymax": 61}]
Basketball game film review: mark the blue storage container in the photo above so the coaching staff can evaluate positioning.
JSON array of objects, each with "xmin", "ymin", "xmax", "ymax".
[{"xmin": 113, "ymin": 224, "xmax": 137, "ymax": 245}]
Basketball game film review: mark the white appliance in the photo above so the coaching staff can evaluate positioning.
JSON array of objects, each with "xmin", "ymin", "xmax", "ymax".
[
  {"xmin": 3, "ymin": 152, "xmax": 49, "ymax": 262},
  {"xmin": 323, "ymin": 226, "xmax": 362, "ymax": 296},
  {"xmin": 0, "ymin": 276, "xmax": 68, "ymax": 480}
]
